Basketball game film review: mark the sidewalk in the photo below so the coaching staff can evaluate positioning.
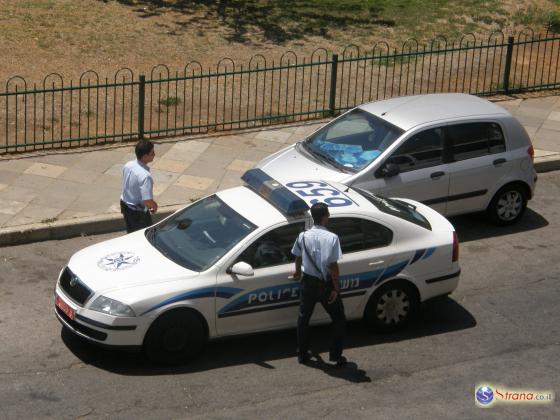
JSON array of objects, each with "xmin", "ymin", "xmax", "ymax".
[{"xmin": 1, "ymin": 95, "xmax": 560, "ymax": 246}]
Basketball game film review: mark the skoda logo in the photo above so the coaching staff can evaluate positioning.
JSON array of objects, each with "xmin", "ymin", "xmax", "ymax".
[
  {"xmin": 476, "ymin": 386, "xmax": 494, "ymax": 405},
  {"xmin": 97, "ymin": 252, "xmax": 140, "ymax": 271},
  {"xmin": 69, "ymin": 276, "xmax": 79, "ymax": 287}
]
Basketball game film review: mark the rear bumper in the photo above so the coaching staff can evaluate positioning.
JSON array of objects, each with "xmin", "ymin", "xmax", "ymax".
[{"xmin": 421, "ymin": 270, "xmax": 460, "ymax": 301}]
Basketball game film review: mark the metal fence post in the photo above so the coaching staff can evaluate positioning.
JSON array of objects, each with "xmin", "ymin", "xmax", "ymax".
[
  {"xmin": 502, "ymin": 36, "xmax": 515, "ymax": 95},
  {"xmin": 138, "ymin": 75, "xmax": 146, "ymax": 139},
  {"xmin": 329, "ymin": 54, "xmax": 339, "ymax": 116}
]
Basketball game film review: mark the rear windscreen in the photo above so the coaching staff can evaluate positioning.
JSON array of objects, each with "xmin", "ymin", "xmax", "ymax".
[{"xmin": 355, "ymin": 189, "xmax": 432, "ymax": 230}]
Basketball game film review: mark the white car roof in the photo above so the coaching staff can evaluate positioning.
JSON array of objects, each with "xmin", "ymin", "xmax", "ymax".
[
  {"xmin": 216, "ymin": 181, "xmax": 374, "ymax": 229},
  {"xmin": 359, "ymin": 93, "xmax": 510, "ymax": 131}
]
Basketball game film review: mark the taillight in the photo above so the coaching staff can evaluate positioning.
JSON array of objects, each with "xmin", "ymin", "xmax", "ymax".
[
  {"xmin": 528, "ymin": 145, "xmax": 534, "ymax": 161},
  {"xmin": 452, "ymin": 231, "xmax": 459, "ymax": 262}
]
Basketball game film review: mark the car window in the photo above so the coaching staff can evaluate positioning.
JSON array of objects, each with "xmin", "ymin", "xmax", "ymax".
[
  {"xmin": 387, "ymin": 127, "xmax": 444, "ymax": 172},
  {"xmin": 236, "ymin": 222, "xmax": 305, "ymax": 269},
  {"xmin": 328, "ymin": 217, "xmax": 393, "ymax": 253},
  {"xmin": 355, "ymin": 189, "xmax": 432, "ymax": 230},
  {"xmin": 145, "ymin": 195, "xmax": 257, "ymax": 272},
  {"xmin": 447, "ymin": 122, "xmax": 506, "ymax": 161},
  {"xmin": 303, "ymin": 109, "xmax": 404, "ymax": 172}
]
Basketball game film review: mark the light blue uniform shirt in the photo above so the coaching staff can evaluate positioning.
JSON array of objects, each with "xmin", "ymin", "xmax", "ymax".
[
  {"xmin": 291, "ymin": 225, "xmax": 342, "ymax": 281},
  {"xmin": 121, "ymin": 160, "xmax": 153, "ymax": 210}
]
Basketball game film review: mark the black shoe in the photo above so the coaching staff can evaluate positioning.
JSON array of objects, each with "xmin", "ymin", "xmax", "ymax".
[
  {"xmin": 329, "ymin": 356, "xmax": 347, "ymax": 367},
  {"xmin": 298, "ymin": 351, "xmax": 313, "ymax": 364}
]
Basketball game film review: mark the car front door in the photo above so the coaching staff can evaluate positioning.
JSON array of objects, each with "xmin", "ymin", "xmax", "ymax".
[
  {"xmin": 215, "ymin": 222, "xmax": 305, "ymax": 336},
  {"xmin": 444, "ymin": 121, "xmax": 512, "ymax": 215},
  {"xmin": 355, "ymin": 127, "xmax": 450, "ymax": 214}
]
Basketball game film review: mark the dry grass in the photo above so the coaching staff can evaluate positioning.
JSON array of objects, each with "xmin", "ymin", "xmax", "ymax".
[{"xmin": 0, "ymin": 0, "xmax": 559, "ymax": 85}]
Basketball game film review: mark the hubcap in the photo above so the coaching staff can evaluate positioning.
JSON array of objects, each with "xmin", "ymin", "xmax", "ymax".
[
  {"xmin": 497, "ymin": 190, "xmax": 522, "ymax": 221},
  {"xmin": 376, "ymin": 289, "xmax": 409, "ymax": 325}
]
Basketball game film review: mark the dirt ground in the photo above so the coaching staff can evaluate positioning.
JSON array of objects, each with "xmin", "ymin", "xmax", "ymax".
[{"xmin": 1, "ymin": 0, "xmax": 558, "ymax": 86}]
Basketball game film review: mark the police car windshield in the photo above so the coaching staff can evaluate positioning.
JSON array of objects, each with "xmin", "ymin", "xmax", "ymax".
[
  {"xmin": 354, "ymin": 189, "xmax": 432, "ymax": 230},
  {"xmin": 146, "ymin": 195, "xmax": 257, "ymax": 271},
  {"xmin": 303, "ymin": 109, "xmax": 404, "ymax": 172}
]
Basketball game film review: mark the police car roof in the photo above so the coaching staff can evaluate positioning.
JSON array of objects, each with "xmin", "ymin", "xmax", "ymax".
[{"xmin": 216, "ymin": 181, "xmax": 374, "ymax": 228}]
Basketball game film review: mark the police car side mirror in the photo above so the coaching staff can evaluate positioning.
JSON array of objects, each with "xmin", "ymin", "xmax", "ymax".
[
  {"xmin": 227, "ymin": 262, "xmax": 254, "ymax": 277},
  {"xmin": 377, "ymin": 162, "xmax": 400, "ymax": 178}
]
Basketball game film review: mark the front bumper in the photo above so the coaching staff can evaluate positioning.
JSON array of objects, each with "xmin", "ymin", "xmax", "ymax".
[{"xmin": 54, "ymin": 285, "xmax": 145, "ymax": 347}]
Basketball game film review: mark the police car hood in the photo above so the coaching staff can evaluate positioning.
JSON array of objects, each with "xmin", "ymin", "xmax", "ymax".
[
  {"xmin": 67, "ymin": 230, "xmax": 198, "ymax": 293},
  {"xmin": 256, "ymin": 144, "xmax": 349, "ymax": 183}
]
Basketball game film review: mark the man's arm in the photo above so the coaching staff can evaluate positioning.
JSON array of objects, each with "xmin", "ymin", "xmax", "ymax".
[
  {"xmin": 140, "ymin": 176, "xmax": 157, "ymax": 213},
  {"xmin": 329, "ymin": 262, "xmax": 340, "ymax": 291},
  {"xmin": 293, "ymin": 256, "xmax": 302, "ymax": 280}
]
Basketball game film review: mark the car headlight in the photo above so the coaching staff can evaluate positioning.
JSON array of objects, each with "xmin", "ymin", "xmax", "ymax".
[{"xmin": 89, "ymin": 296, "xmax": 136, "ymax": 317}]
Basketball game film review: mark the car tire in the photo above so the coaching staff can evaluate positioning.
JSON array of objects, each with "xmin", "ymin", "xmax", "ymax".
[
  {"xmin": 487, "ymin": 184, "xmax": 528, "ymax": 226},
  {"xmin": 143, "ymin": 309, "xmax": 207, "ymax": 365},
  {"xmin": 363, "ymin": 280, "xmax": 419, "ymax": 332}
]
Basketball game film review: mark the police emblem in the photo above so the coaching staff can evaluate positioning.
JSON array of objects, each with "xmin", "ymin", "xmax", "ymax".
[{"xmin": 97, "ymin": 252, "xmax": 140, "ymax": 271}]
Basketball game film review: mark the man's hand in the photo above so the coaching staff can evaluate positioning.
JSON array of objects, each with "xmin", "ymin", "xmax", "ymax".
[
  {"xmin": 290, "ymin": 270, "xmax": 302, "ymax": 281},
  {"xmin": 328, "ymin": 289, "xmax": 339, "ymax": 304},
  {"xmin": 144, "ymin": 199, "xmax": 158, "ymax": 214}
]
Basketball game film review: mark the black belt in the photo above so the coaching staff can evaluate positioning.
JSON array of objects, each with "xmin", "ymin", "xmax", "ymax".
[
  {"xmin": 120, "ymin": 200, "xmax": 145, "ymax": 212},
  {"xmin": 302, "ymin": 273, "xmax": 326, "ymax": 283}
]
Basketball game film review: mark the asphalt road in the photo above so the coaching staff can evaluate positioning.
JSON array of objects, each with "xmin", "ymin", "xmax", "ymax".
[{"xmin": 1, "ymin": 172, "xmax": 559, "ymax": 419}]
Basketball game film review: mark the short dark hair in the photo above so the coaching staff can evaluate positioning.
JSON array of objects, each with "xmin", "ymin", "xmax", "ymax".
[
  {"xmin": 310, "ymin": 202, "xmax": 329, "ymax": 225},
  {"xmin": 135, "ymin": 140, "xmax": 154, "ymax": 160}
]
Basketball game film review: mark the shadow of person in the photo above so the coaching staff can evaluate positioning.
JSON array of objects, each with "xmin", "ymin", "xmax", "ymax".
[{"xmin": 304, "ymin": 353, "xmax": 371, "ymax": 383}]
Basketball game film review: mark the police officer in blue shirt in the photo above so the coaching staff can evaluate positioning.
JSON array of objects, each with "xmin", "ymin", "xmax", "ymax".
[
  {"xmin": 120, "ymin": 140, "xmax": 158, "ymax": 233},
  {"xmin": 292, "ymin": 202, "xmax": 346, "ymax": 366}
]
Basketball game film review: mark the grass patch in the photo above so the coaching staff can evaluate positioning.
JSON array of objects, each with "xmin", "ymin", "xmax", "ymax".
[
  {"xmin": 158, "ymin": 96, "xmax": 181, "ymax": 107},
  {"xmin": 41, "ymin": 217, "xmax": 58, "ymax": 224}
]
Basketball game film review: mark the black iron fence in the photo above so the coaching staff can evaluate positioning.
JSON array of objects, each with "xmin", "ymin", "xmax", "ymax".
[{"xmin": 1, "ymin": 28, "xmax": 559, "ymax": 154}]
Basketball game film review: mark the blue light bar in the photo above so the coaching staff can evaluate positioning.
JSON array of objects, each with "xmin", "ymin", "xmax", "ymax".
[{"xmin": 242, "ymin": 169, "xmax": 310, "ymax": 215}]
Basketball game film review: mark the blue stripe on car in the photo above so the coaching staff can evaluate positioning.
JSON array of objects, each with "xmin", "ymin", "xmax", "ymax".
[
  {"xmin": 410, "ymin": 249, "xmax": 426, "ymax": 265},
  {"xmin": 422, "ymin": 247, "xmax": 436, "ymax": 259},
  {"xmin": 141, "ymin": 287, "xmax": 243, "ymax": 315}
]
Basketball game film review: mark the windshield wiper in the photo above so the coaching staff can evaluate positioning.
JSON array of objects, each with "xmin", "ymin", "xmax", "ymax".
[{"xmin": 308, "ymin": 148, "xmax": 348, "ymax": 171}]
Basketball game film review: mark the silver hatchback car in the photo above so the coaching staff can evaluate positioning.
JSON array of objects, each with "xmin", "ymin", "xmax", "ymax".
[{"xmin": 256, "ymin": 93, "xmax": 537, "ymax": 225}]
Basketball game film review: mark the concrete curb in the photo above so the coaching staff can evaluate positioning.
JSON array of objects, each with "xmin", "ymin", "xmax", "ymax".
[
  {"xmin": 1, "ymin": 154, "xmax": 560, "ymax": 247},
  {"xmin": 0, "ymin": 204, "xmax": 183, "ymax": 247},
  {"xmin": 534, "ymin": 153, "xmax": 560, "ymax": 173}
]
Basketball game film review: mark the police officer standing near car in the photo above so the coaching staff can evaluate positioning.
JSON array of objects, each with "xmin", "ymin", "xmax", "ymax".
[
  {"xmin": 120, "ymin": 139, "xmax": 158, "ymax": 233},
  {"xmin": 292, "ymin": 202, "xmax": 346, "ymax": 367}
]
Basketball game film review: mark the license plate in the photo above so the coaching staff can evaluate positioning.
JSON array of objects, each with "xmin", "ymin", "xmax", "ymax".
[{"xmin": 55, "ymin": 295, "xmax": 75, "ymax": 321}]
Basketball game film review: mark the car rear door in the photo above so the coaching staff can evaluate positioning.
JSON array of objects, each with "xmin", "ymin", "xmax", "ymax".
[
  {"xmin": 356, "ymin": 126, "xmax": 450, "ymax": 214},
  {"xmin": 310, "ymin": 216, "xmax": 395, "ymax": 321},
  {"xmin": 444, "ymin": 121, "xmax": 512, "ymax": 216}
]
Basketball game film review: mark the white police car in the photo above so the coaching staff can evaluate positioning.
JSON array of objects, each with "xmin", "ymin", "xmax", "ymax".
[{"xmin": 55, "ymin": 169, "xmax": 460, "ymax": 364}]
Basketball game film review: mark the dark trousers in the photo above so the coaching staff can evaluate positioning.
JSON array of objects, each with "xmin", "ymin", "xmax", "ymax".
[
  {"xmin": 120, "ymin": 200, "xmax": 152, "ymax": 233},
  {"xmin": 297, "ymin": 273, "xmax": 346, "ymax": 361}
]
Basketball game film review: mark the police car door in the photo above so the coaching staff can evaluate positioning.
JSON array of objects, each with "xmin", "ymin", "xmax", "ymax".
[
  {"xmin": 309, "ymin": 216, "xmax": 394, "ymax": 322},
  {"xmin": 215, "ymin": 222, "xmax": 305, "ymax": 336}
]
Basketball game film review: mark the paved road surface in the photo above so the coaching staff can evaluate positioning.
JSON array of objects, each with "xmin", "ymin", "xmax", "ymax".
[{"xmin": 1, "ymin": 173, "xmax": 559, "ymax": 419}]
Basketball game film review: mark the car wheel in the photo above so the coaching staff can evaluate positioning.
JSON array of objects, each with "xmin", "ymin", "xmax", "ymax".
[
  {"xmin": 364, "ymin": 280, "xmax": 419, "ymax": 332},
  {"xmin": 487, "ymin": 184, "xmax": 527, "ymax": 226},
  {"xmin": 143, "ymin": 309, "xmax": 207, "ymax": 365}
]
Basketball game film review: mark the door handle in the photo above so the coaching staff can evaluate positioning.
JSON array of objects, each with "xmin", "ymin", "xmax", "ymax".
[
  {"xmin": 368, "ymin": 260, "xmax": 384, "ymax": 266},
  {"xmin": 493, "ymin": 158, "xmax": 507, "ymax": 166},
  {"xmin": 430, "ymin": 171, "xmax": 445, "ymax": 179}
]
